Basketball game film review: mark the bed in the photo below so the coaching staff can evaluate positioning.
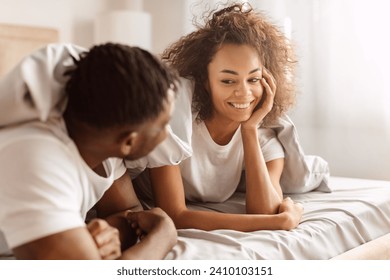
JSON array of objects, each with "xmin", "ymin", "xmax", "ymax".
[
  {"xmin": 1, "ymin": 24, "xmax": 390, "ymax": 261},
  {"xmin": 1, "ymin": 176, "xmax": 389, "ymax": 260},
  {"xmin": 163, "ymin": 176, "xmax": 390, "ymax": 260}
]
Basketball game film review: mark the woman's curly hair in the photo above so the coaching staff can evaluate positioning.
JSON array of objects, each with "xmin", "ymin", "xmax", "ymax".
[{"xmin": 161, "ymin": 2, "xmax": 297, "ymax": 125}]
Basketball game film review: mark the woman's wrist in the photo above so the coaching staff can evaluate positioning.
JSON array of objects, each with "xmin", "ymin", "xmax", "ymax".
[{"xmin": 241, "ymin": 125, "xmax": 258, "ymax": 137}]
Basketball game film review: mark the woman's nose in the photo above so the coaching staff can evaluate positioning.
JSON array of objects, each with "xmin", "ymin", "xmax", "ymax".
[{"xmin": 234, "ymin": 83, "xmax": 252, "ymax": 97}]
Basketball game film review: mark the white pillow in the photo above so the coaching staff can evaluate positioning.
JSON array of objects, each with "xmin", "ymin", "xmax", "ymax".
[
  {"xmin": 0, "ymin": 43, "xmax": 85, "ymax": 127},
  {"xmin": 267, "ymin": 114, "xmax": 331, "ymax": 193}
]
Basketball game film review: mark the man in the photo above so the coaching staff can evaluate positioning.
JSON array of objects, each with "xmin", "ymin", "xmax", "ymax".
[{"xmin": 0, "ymin": 43, "xmax": 178, "ymax": 259}]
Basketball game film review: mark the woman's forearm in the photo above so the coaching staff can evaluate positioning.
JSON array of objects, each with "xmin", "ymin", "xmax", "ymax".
[
  {"xmin": 241, "ymin": 128, "xmax": 282, "ymax": 214},
  {"xmin": 172, "ymin": 208, "xmax": 291, "ymax": 231},
  {"xmin": 149, "ymin": 166, "xmax": 298, "ymax": 233}
]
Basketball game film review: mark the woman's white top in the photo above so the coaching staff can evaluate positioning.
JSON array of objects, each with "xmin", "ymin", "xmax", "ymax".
[{"xmin": 180, "ymin": 118, "xmax": 284, "ymax": 202}]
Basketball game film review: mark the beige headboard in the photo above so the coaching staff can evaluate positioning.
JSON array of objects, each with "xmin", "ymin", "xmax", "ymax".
[{"xmin": 0, "ymin": 23, "xmax": 58, "ymax": 77}]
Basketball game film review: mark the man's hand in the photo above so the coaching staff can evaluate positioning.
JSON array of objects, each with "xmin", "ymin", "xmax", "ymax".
[
  {"xmin": 126, "ymin": 208, "xmax": 177, "ymax": 246},
  {"xmin": 87, "ymin": 219, "xmax": 121, "ymax": 260}
]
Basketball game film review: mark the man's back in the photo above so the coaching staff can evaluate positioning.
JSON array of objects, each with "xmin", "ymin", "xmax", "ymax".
[{"xmin": 0, "ymin": 118, "xmax": 126, "ymax": 254}]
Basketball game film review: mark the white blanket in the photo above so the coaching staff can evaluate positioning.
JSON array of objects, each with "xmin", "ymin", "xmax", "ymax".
[
  {"xmin": 0, "ymin": 44, "xmax": 85, "ymax": 127},
  {"xmin": 165, "ymin": 177, "xmax": 390, "ymax": 259}
]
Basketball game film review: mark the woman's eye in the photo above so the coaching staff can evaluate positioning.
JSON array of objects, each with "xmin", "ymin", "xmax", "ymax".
[
  {"xmin": 221, "ymin": 79, "xmax": 234, "ymax": 84},
  {"xmin": 248, "ymin": 77, "xmax": 260, "ymax": 83}
]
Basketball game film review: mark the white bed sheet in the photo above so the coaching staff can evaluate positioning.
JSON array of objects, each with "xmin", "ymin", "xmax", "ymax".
[
  {"xmin": 1, "ymin": 176, "xmax": 389, "ymax": 260},
  {"xmin": 165, "ymin": 177, "xmax": 390, "ymax": 260}
]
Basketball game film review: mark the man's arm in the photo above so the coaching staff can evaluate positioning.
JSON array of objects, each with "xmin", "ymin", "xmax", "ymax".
[
  {"xmin": 94, "ymin": 170, "xmax": 177, "ymax": 259},
  {"xmin": 13, "ymin": 227, "xmax": 101, "ymax": 259},
  {"xmin": 94, "ymin": 169, "xmax": 143, "ymax": 249}
]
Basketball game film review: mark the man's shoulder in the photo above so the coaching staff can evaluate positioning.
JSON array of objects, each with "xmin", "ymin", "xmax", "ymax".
[
  {"xmin": 0, "ymin": 120, "xmax": 79, "ymax": 175},
  {"xmin": 0, "ymin": 119, "xmax": 71, "ymax": 151}
]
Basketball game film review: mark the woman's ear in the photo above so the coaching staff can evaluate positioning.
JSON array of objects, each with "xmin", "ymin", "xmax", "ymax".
[{"xmin": 120, "ymin": 132, "xmax": 138, "ymax": 156}]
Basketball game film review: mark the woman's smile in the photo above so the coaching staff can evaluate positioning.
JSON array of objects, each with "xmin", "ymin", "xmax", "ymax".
[{"xmin": 228, "ymin": 100, "xmax": 255, "ymax": 109}]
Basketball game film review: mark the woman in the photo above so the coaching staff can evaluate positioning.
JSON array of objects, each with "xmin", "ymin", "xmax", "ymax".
[{"xmin": 130, "ymin": 3, "xmax": 303, "ymax": 232}]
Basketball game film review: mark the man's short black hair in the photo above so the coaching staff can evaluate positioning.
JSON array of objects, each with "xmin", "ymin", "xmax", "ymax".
[{"xmin": 64, "ymin": 43, "xmax": 178, "ymax": 128}]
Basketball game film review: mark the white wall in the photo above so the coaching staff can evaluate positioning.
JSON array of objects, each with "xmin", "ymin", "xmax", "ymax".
[
  {"xmin": 0, "ymin": 0, "xmax": 72, "ymax": 41},
  {"xmin": 0, "ymin": 0, "xmax": 109, "ymax": 47},
  {"xmin": 0, "ymin": 0, "xmax": 239, "ymax": 54},
  {"xmin": 0, "ymin": 0, "xmax": 186, "ymax": 52}
]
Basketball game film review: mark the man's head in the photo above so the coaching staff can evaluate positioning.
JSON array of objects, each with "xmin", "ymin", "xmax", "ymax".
[{"xmin": 64, "ymin": 43, "xmax": 178, "ymax": 161}]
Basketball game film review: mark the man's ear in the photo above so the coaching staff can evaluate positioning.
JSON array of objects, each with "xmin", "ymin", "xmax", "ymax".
[{"xmin": 120, "ymin": 132, "xmax": 138, "ymax": 155}]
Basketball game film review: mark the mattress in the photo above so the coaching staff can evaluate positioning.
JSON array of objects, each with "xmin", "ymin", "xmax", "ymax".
[
  {"xmin": 165, "ymin": 176, "xmax": 390, "ymax": 259},
  {"xmin": 1, "ymin": 176, "xmax": 389, "ymax": 260}
]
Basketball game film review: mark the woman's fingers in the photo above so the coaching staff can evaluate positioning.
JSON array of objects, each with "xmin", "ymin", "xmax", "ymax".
[
  {"xmin": 262, "ymin": 68, "xmax": 276, "ymax": 93},
  {"xmin": 260, "ymin": 79, "xmax": 274, "ymax": 113},
  {"xmin": 241, "ymin": 69, "xmax": 276, "ymax": 128}
]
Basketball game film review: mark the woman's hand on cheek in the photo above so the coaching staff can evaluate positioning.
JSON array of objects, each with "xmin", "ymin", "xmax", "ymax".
[{"xmin": 242, "ymin": 68, "xmax": 276, "ymax": 130}]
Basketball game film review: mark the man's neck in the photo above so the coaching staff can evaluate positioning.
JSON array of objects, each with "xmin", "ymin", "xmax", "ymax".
[{"xmin": 64, "ymin": 117, "xmax": 107, "ymax": 170}]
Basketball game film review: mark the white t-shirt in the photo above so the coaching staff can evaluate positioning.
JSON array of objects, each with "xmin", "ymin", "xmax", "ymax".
[
  {"xmin": 0, "ymin": 118, "xmax": 126, "ymax": 252},
  {"xmin": 180, "ymin": 120, "xmax": 284, "ymax": 202}
]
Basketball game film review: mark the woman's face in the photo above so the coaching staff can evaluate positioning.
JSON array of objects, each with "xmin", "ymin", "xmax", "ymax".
[{"xmin": 207, "ymin": 44, "xmax": 264, "ymax": 124}]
